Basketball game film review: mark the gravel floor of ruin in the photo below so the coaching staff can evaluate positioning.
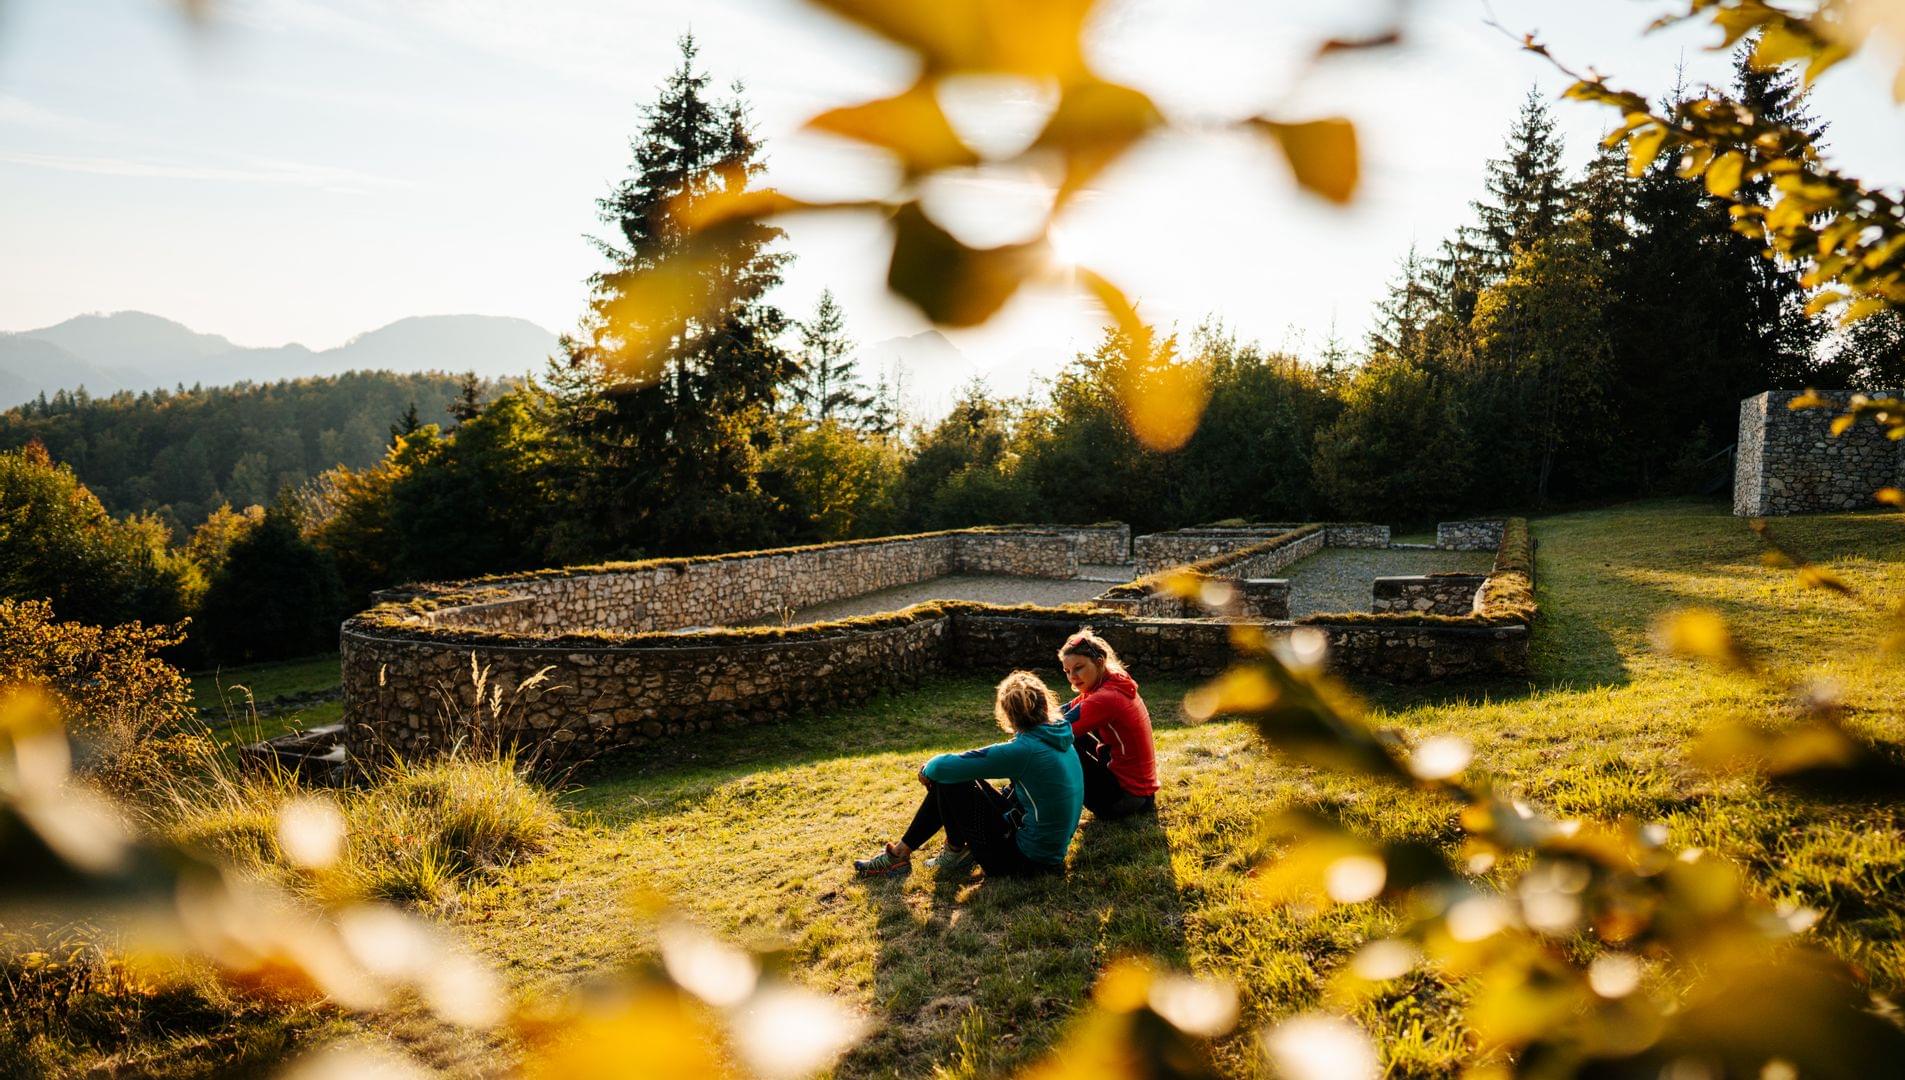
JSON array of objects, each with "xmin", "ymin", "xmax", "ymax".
[
  {"xmin": 1284, "ymin": 546, "xmax": 1496, "ymax": 616},
  {"xmin": 748, "ymin": 573, "xmax": 1125, "ymax": 625}
]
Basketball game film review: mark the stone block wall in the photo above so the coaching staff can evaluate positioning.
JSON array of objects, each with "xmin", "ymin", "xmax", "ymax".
[
  {"xmin": 342, "ymin": 518, "xmax": 1541, "ymax": 765},
  {"xmin": 1435, "ymin": 520, "xmax": 1505, "ymax": 551},
  {"xmin": 1236, "ymin": 579, "xmax": 1291, "ymax": 620},
  {"xmin": 1372, "ymin": 574, "xmax": 1486, "ymax": 615},
  {"xmin": 1111, "ymin": 578, "xmax": 1290, "ymax": 621},
  {"xmin": 951, "ymin": 611, "xmax": 1243, "ymax": 678},
  {"xmin": 1315, "ymin": 622, "xmax": 1529, "ymax": 681},
  {"xmin": 1052, "ymin": 524, "xmax": 1131, "ymax": 565},
  {"xmin": 411, "ymin": 530, "xmax": 1094, "ymax": 637},
  {"xmin": 344, "ymin": 616, "xmax": 951, "ymax": 760},
  {"xmin": 1735, "ymin": 390, "xmax": 1900, "ymax": 516},
  {"xmin": 1230, "ymin": 528, "xmax": 1327, "ymax": 576},
  {"xmin": 417, "ymin": 536, "xmax": 959, "ymax": 634},
  {"xmin": 1132, "ymin": 528, "xmax": 1285, "ymax": 575},
  {"xmin": 952, "ymin": 534, "xmax": 1077, "ymax": 578},
  {"xmin": 1325, "ymin": 524, "xmax": 1391, "ymax": 548}
]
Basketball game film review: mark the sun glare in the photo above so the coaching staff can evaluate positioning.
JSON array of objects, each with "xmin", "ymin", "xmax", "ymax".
[{"xmin": 1045, "ymin": 221, "xmax": 1084, "ymax": 270}]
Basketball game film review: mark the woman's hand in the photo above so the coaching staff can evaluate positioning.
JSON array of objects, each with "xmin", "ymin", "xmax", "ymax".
[{"xmin": 917, "ymin": 766, "xmax": 931, "ymax": 787}]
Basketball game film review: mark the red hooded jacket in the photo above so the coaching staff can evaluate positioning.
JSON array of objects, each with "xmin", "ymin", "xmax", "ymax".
[{"xmin": 1066, "ymin": 670, "xmax": 1159, "ymax": 797}]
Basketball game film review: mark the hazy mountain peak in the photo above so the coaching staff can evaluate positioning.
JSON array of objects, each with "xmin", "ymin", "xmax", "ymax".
[
  {"xmin": 1, "ymin": 310, "xmax": 560, "ymax": 408},
  {"xmin": 26, "ymin": 310, "xmax": 237, "ymax": 360}
]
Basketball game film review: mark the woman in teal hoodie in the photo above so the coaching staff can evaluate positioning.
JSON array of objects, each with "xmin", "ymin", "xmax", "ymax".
[{"xmin": 854, "ymin": 670, "xmax": 1084, "ymax": 879}]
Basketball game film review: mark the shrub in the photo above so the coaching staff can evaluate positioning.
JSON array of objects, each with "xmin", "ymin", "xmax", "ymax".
[{"xmin": 0, "ymin": 599, "xmax": 201, "ymax": 798}]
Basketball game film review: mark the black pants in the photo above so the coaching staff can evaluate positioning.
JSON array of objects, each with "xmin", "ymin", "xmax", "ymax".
[
  {"xmin": 900, "ymin": 779, "xmax": 1058, "ymax": 878},
  {"xmin": 1077, "ymin": 743, "xmax": 1156, "ymax": 820}
]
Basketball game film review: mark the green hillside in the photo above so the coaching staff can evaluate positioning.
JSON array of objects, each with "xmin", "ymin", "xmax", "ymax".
[
  {"xmin": 403, "ymin": 498, "xmax": 1905, "ymax": 1076},
  {"xmin": 0, "ymin": 371, "xmax": 485, "ymax": 531}
]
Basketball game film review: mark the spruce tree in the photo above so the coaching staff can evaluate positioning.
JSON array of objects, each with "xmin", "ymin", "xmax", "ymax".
[
  {"xmin": 556, "ymin": 34, "xmax": 796, "ymax": 554},
  {"xmin": 448, "ymin": 373, "xmax": 484, "ymax": 423},
  {"xmin": 1472, "ymin": 89, "xmax": 1570, "ymax": 266},
  {"xmin": 1585, "ymin": 51, "xmax": 1828, "ymax": 493},
  {"xmin": 1365, "ymin": 245, "xmax": 1439, "ymax": 364},
  {"xmin": 794, "ymin": 289, "xmax": 874, "ymax": 424},
  {"xmin": 860, "ymin": 374, "xmax": 903, "ymax": 438},
  {"xmin": 1433, "ymin": 89, "xmax": 1571, "ymax": 326},
  {"xmin": 389, "ymin": 402, "xmax": 422, "ymax": 445},
  {"xmin": 1730, "ymin": 44, "xmax": 1827, "ymax": 384}
]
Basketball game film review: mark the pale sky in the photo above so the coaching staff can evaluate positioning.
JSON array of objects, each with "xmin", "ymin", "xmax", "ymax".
[{"xmin": 2, "ymin": 0, "xmax": 1903, "ymax": 383}]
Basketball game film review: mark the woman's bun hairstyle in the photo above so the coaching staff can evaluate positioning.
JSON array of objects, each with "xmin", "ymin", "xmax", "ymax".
[{"xmin": 994, "ymin": 670, "xmax": 1060, "ymax": 733}]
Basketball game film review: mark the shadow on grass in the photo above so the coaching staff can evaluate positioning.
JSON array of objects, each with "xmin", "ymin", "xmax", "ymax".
[
  {"xmin": 843, "ymin": 809, "xmax": 1184, "ymax": 1076},
  {"xmin": 566, "ymin": 675, "xmax": 1204, "ymax": 825}
]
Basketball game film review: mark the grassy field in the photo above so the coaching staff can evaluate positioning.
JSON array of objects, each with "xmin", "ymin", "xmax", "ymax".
[
  {"xmin": 188, "ymin": 653, "xmax": 343, "ymax": 744},
  {"xmin": 407, "ymin": 497, "xmax": 1905, "ymax": 1077}
]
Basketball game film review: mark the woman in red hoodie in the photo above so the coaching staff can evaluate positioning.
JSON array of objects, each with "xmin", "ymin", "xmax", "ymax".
[{"xmin": 1057, "ymin": 628, "xmax": 1159, "ymax": 819}]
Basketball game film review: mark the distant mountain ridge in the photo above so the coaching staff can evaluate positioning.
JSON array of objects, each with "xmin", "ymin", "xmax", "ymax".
[{"xmin": 0, "ymin": 311, "xmax": 560, "ymax": 408}]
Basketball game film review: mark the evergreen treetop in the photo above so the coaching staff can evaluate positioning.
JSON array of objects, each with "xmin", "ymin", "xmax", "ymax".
[{"xmin": 795, "ymin": 289, "xmax": 875, "ymax": 425}]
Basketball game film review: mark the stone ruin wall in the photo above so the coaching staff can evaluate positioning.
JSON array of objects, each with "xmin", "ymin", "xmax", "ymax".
[
  {"xmin": 1435, "ymin": 520, "xmax": 1506, "ymax": 551},
  {"xmin": 341, "ymin": 520, "xmax": 1530, "ymax": 764},
  {"xmin": 344, "ymin": 616, "xmax": 954, "ymax": 759},
  {"xmin": 1324, "ymin": 524, "xmax": 1391, "ymax": 548},
  {"xmin": 1372, "ymin": 574, "xmax": 1488, "ymax": 616},
  {"xmin": 410, "ymin": 528, "xmax": 1108, "ymax": 637},
  {"xmin": 1132, "ymin": 528, "xmax": 1284, "ymax": 575},
  {"xmin": 1114, "ymin": 579, "xmax": 1291, "ymax": 621},
  {"xmin": 1045, "ymin": 525, "xmax": 1131, "ymax": 565},
  {"xmin": 1734, "ymin": 390, "xmax": 1901, "ymax": 516}
]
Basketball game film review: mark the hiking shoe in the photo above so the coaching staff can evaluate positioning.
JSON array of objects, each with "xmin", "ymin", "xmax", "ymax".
[
  {"xmin": 853, "ymin": 847, "xmax": 912, "ymax": 877},
  {"xmin": 927, "ymin": 846, "xmax": 975, "ymax": 874}
]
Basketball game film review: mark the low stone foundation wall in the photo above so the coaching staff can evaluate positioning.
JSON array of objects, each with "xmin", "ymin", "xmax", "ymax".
[
  {"xmin": 1313, "ymin": 621, "xmax": 1529, "ymax": 681},
  {"xmin": 1132, "ymin": 527, "xmax": 1285, "ymax": 575},
  {"xmin": 1324, "ymin": 524, "xmax": 1390, "ymax": 548},
  {"xmin": 1046, "ymin": 524, "xmax": 1130, "ymax": 565},
  {"xmin": 953, "ymin": 534, "xmax": 1077, "ymax": 578},
  {"xmin": 1232, "ymin": 528, "xmax": 1326, "ymax": 575},
  {"xmin": 343, "ymin": 616, "xmax": 952, "ymax": 759},
  {"xmin": 411, "ymin": 536, "xmax": 958, "ymax": 634},
  {"xmin": 401, "ymin": 529, "xmax": 1100, "ymax": 636},
  {"xmin": 1112, "ymin": 578, "xmax": 1291, "ymax": 621},
  {"xmin": 951, "ymin": 611, "xmax": 1241, "ymax": 678},
  {"xmin": 342, "ymin": 518, "xmax": 1541, "ymax": 764},
  {"xmin": 1436, "ymin": 520, "xmax": 1505, "ymax": 551},
  {"xmin": 1372, "ymin": 573, "xmax": 1486, "ymax": 615}
]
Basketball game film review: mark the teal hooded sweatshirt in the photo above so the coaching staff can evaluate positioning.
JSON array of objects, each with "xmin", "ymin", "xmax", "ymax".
[{"xmin": 920, "ymin": 721, "xmax": 1084, "ymax": 867}]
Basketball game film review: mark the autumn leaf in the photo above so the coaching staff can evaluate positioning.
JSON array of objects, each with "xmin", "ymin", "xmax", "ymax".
[
  {"xmin": 1030, "ymin": 78, "xmax": 1163, "ymax": 208},
  {"xmin": 1706, "ymin": 151, "xmax": 1746, "ymax": 197},
  {"xmin": 885, "ymin": 201, "xmax": 1048, "ymax": 326},
  {"xmin": 807, "ymin": 79, "xmax": 979, "ymax": 174},
  {"xmin": 1076, "ymin": 266, "xmax": 1153, "ymax": 361},
  {"xmin": 595, "ymin": 248, "xmax": 744, "ymax": 387},
  {"xmin": 1251, "ymin": 117, "xmax": 1360, "ymax": 204},
  {"xmin": 1652, "ymin": 608, "xmax": 1753, "ymax": 672},
  {"xmin": 1626, "ymin": 125, "xmax": 1668, "ymax": 177},
  {"xmin": 802, "ymin": 0, "xmax": 1097, "ymax": 82}
]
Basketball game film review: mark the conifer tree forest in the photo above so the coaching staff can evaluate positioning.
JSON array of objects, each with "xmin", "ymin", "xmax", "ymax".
[{"xmin": 0, "ymin": 35, "xmax": 1869, "ymax": 666}]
